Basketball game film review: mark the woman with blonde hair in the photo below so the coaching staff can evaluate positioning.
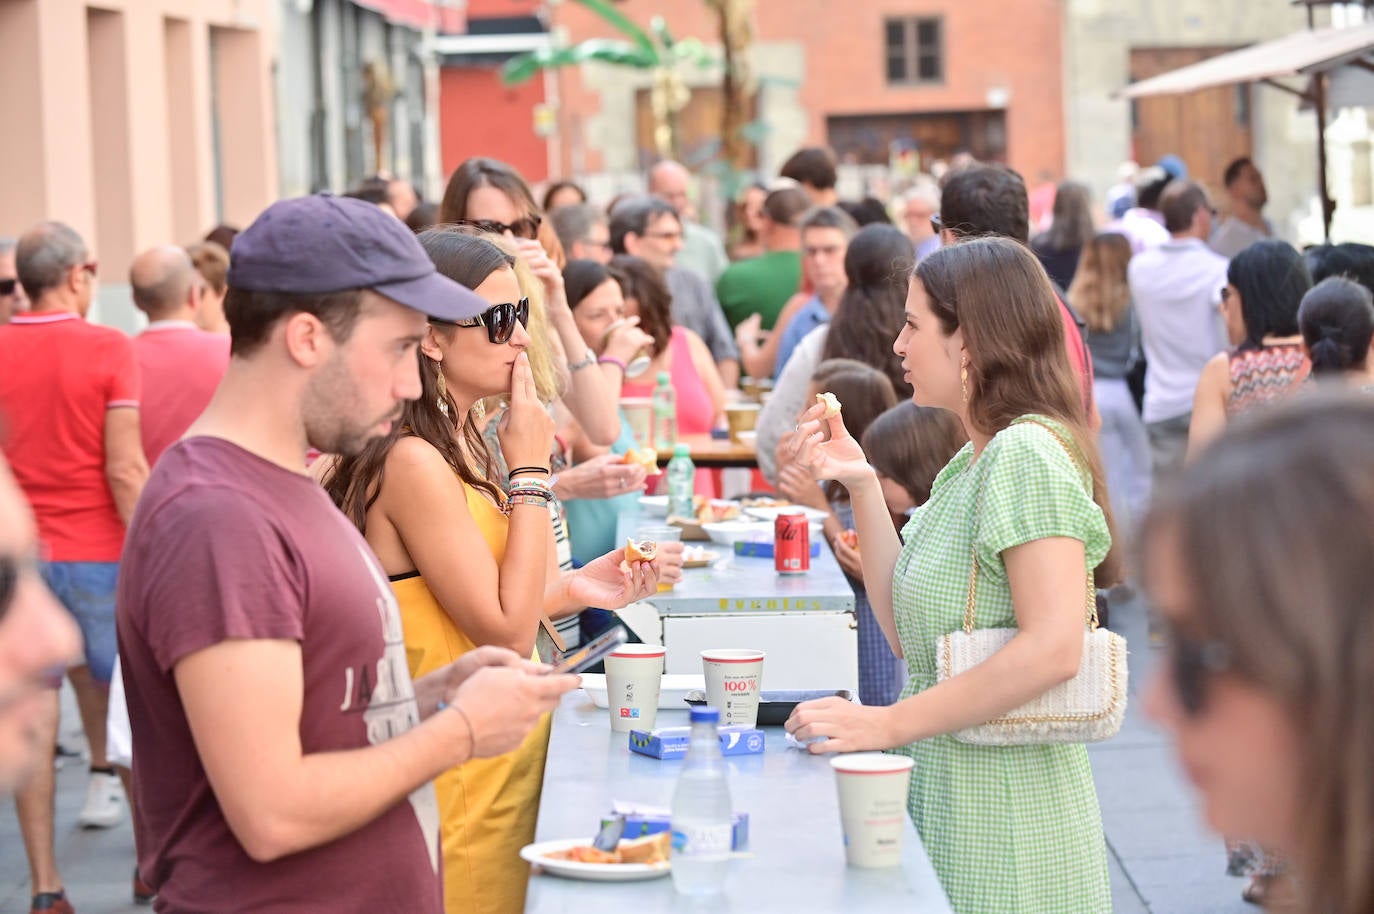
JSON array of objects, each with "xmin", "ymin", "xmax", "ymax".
[
  {"xmin": 1069, "ymin": 231, "xmax": 1150, "ymax": 530},
  {"xmin": 786, "ymin": 236, "xmax": 1120, "ymax": 912},
  {"xmin": 322, "ymin": 230, "xmax": 675, "ymax": 914},
  {"xmin": 1142, "ymin": 391, "xmax": 1374, "ymax": 914}
]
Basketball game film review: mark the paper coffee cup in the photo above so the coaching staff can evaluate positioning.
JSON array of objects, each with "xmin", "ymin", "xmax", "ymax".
[
  {"xmin": 830, "ymin": 753, "xmax": 915, "ymax": 868},
  {"xmin": 724, "ymin": 403, "xmax": 761, "ymax": 443},
  {"xmin": 700, "ymin": 649, "xmax": 765, "ymax": 728},
  {"xmin": 604, "ymin": 644, "xmax": 665, "ymax": 732}
]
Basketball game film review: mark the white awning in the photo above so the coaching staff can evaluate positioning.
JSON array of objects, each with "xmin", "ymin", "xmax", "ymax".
[{"xmin": 1117, "ymin": 22, "xmax": 1374, "ymax": 98}]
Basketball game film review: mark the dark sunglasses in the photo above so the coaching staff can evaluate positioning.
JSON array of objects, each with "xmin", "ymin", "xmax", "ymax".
[
  {"xmin": 458, "ymin": 216, "xmax": 542, "ymax": 240},
  {"xmin": 445, "ymin": 297, "xmax": 530, "ymax": 344},
  {"xmin": 1162, "ymin": 620, "xmax": 1234, "ymax": 716},
  {"xmin": 0, "ymin": 279, "xmax": 15, "ymax": 296}
]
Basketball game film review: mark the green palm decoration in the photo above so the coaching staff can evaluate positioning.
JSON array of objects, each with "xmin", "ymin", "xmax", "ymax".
[{"xmin": 501, "ymin": 0, "xmax": 714, "ymax": 159}]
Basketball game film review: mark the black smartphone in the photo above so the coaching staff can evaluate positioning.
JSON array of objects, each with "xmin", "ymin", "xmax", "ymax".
[{"xmin": 550, "ymin": 627, "xmax": 629, "ymax": 675}]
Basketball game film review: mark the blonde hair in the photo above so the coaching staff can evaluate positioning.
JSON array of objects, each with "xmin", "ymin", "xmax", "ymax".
[{"xmin": 1068, "ymin": 232, "xmax": 1133, "ymax": 334}]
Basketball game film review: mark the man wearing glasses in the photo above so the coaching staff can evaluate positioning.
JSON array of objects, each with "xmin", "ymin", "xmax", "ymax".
[
  {"xmin": 0, "ymin": 221, "xmax": 149, "ymax": 913},
  {"xmin": 0, "ymin": 237, "xmax": 28, "ymax": 323}
]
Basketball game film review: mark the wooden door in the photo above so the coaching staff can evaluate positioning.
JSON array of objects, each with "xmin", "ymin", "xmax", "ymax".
[{"xmin": 1130, "ymin": 47, "xmax": 1253, "ymax": 192}]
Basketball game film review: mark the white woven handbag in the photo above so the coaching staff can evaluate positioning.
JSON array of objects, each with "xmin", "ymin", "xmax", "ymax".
[{"xmin": 935, "ymin": 420, "xmax": 1128, "ymax": 746}]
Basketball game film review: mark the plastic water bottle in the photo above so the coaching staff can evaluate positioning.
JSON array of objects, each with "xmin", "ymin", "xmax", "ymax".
[
  {"xmin": 652, "ymin": 371, "xmax": 677, "ymax": 449},
  {"xmin": 671, "ymin": 706, "xmax": 733, "ymax": 896},
  {"xmin": 665, "ymin": 443, "xmax": 695, "ymax": 519}
]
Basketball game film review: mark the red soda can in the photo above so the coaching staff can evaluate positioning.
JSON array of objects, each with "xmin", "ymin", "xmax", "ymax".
[{"xmin": 775, "ymin": 512, "xmax": 810, "ymax": 574}]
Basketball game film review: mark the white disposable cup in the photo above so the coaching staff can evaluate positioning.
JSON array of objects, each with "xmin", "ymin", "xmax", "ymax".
[
  {"xmin": 604, "ymin": 644, "xmax": 665, "ymax": 732},
  {"xmin": 700, "ymin": 649, "xmax": 765, "ymax": 728},
  {"xmin": 830, "ymin": 753, "xmax": 915, "ymax": 868}
]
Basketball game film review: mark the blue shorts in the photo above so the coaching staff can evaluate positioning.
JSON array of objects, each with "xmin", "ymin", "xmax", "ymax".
[{"xmin": 39, "ymin": 561, "xmax": 119, "ymax": 686}]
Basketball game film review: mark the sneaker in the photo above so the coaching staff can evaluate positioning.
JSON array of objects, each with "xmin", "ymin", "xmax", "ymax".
[
  {"xmin": 29, "ymin": 890, "xmax": 74, "ymax": 913},
  {"xmin": 132, "ymin": 868, "xmax": 154, "ymax": 906},
  {"xmin": 77, "ymin": 770, "xmax": 123, "ymax": 829}
]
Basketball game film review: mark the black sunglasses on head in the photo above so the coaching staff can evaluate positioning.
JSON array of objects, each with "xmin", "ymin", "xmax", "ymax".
[
  {"xmin": 0, "ymin": 279, "xmax": 16, "ymax": 297},
  {"xmin": 458, "ymin": 216, "xmax": 542, "ymax": 240},
  {"xmin": 1162, "ymin": 620, "xmax": 1234, "ymax": 716},
  {"xmin": 444, "ymin": 297, "xmax": 530, "ymax": 344}
]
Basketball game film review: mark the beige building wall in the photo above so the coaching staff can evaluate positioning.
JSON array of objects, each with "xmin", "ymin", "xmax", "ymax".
[
  {"xmin": 0, "ymin": 0, "xmax": 277, "ymax": 330},
  {"xmin": 1064, "ymin": 0, "xmax": 1322, "ymax": 243}
]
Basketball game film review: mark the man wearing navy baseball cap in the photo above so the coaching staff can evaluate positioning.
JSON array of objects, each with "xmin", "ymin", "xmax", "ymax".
[{"xmin": 114, "ymin": 196, "xmax": 579, "ymax": 910}]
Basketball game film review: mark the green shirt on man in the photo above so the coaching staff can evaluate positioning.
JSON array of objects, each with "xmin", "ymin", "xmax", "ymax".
[{"xmin": 714, "ymin": 249, "xmax": 802, "ymax": 331}]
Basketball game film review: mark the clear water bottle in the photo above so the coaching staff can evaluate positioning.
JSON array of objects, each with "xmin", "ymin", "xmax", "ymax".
[
  {"xmin": 671, "ymin": 706, "xmax": 733, "ymax": 896},
  {"xmin": 652, "ymin": 371, "xmax": 677, "ymax": 449},
  {"xmin": 665, "ymin": 443, "xmax": 695, "ymax": 519}
]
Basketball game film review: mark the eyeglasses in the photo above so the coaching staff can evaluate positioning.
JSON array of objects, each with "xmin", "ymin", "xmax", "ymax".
[
  {"xmin": 443, "ymin": 297, "xmax": 530, "ymax": 344},
  {"xmin": 458, "ymin": 216, "xmax": 542, "ymax": 240},
  {"xmin": 0, "ymin": 279, "xmax": 16, "ymax": 297},
  {"xmin": 1162, "ymin": 620, "xmax": 1234, "ymax": 716}
]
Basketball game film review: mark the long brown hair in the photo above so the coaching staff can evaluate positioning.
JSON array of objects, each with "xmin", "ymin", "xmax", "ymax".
[
  {"xmin": 916, "ymin": 237, "xmax": 1122, "ymax": 585},
  {"xmin": 809, "ymin": 358, "xmax": 898, "ymax": 502},
  {"xmin": 821, "ymin": 224, "xmax": 915, "ymax": 399},
  {"xmin": 1068, "ymin": 232, "xmax": 1133, "ymax": 334},
  {"xmin": 1141, "ymin": 392, "xmax": 1374, "ymax": 914},
  {"xmin": 608, "ymin": 254, "xmax": 673, "ymax": 355},
  {"xmin": 439, "ymin": 157, "xmax": 566, "ymax": 268},
  {"xmin": 322, "ymin": 232, "xmax": 511, "ymax": 530},
  {"xmin": 861, "ymin": 402, "xmax": 968, "ymax": 509}
]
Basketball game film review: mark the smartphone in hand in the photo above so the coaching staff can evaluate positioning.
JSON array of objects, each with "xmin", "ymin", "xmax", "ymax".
[{"xmin": 550, "ymin": 627, "xmax": 629, "ymax": 675}]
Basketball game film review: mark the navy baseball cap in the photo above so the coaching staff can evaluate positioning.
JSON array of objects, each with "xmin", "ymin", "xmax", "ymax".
[{"xmin": 227, "ymin": 194, "xmax": 487, "ymax": 321}]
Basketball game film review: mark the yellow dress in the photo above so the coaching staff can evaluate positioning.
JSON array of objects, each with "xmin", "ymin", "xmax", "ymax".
[{"xmin": 391, "ymin": 483, "xmax": 551, "ymax": 914}]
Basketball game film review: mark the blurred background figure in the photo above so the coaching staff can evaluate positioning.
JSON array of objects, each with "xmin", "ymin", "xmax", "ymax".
[
  {"xmin": 185, "ymin": 242, "xmax": 231, "ymax": 336},
  {"xmin": 900, "ymin": 185, "xmax": 942, "ymax": 263},
  {"xmin": 648, "ymin": 160, "xmax": 729, "ymax": 285},
  {"xmin": 1299, "ymin": 276, "xmax": 1374, "ymax": 389},
  {"xmin": 1209, "ymin": 158, "xmax": 1272, "ymax": 259},
  {"xmin": 728, "ymin": 182, "xmax": 769, "ymax": 261},
  {"xmin": 1031, "ymin": 181, "xmax": 1095, "ymax": 291},
  {"xmin": 542, "ymin": 180, "xmax": 586, "ymax": 214},
  {"xmin": 0, "ymin": 237, "xmax": 29, "ymax": 324},
  {"xmin": 551, "ymin": 203, "xmax": 613, "ymax": 265},
  {"xmin": 779, "ymin": 147, "xmax": 839, "ymax": 207}
]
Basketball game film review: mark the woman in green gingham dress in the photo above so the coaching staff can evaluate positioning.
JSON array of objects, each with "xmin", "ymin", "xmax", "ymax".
[{"xmin": 786, "ymin": 237, "xmax": 1118, "ymax": 913}]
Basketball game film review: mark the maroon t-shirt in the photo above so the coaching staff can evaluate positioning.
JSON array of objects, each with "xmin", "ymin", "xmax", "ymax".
[{"xmin": 116, "ymin": 437, "xmax": 442, "ymax": 913}]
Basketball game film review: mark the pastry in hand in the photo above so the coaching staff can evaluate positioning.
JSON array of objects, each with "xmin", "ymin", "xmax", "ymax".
[
  {"xmin": 624, "ymin": 537, "xmax": 658, "ymax": 563},
  {"xmin": 838, "ymin": 528, "xmax": 860, "ymax": 553},
  {"xmin": 816, "ymin": 391, "xmax": 842, "ymax": 418},
  {"xmin": 622, "ymin": 447, "xmax": 660, "ymax": 473}
]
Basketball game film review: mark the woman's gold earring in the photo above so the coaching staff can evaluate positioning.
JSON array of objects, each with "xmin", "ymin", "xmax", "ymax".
[
  {"xmin": 472, "ymin": 399, "xmax": 486, "ymax": 424},
  {"xmin": 435, "ymin": 359, "xmax": 451, "ymax": 419},
  {"xmin": 960, "ymin": 363, "xmax": 969, "ymax": 404}
]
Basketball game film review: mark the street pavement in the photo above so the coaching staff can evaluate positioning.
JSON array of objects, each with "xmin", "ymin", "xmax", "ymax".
[{"xmin": 0, "ymin": 595, "xmax": 1254, "ymax": 914}]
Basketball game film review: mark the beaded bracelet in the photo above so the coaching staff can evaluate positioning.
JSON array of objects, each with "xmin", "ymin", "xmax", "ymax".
[{"xmin": 598, "ymin": 355, "xmax": 627, "ymax": 373}]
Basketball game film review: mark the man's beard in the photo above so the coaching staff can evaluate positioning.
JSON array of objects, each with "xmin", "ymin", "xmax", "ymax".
[{"xmin": 301, "ymin": 357, "xmax": 400, "ymax": 457}]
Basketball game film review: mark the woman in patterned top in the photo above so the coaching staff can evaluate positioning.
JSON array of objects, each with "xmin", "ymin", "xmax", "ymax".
[
  {"xmin": 1186, "ymin": 240, "xmax": 1312, "ymax": 458},
  {"xmin": 785, "ymin": 237, "xmax": 1121, "ymax": 913}
]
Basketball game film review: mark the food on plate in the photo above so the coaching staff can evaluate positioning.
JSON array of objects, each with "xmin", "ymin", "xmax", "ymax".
[
  {"xmin": 739, "ymin": 496, "xmax": 791, "ymax": 509},
  {"xmin": 816, "ymin": 391, "xmax": 842, "ymax": 418},
  {"xmin": 624, "ymin": 538, "xmax": 658, "ymax": 563},
  {"xmin": 838, "ymin": 529, "xmax": 860, "ymax": 552},
  {"xmin": 621, "ymin": 448, "xmax": 661, "ymax": 473},
  {"xmin": 695, "ymin": 500, "xmax": 741, "ymax": 523},
  {"xmin": 544, "ymin": 831, "xmax": 671, "ymax": 865}
]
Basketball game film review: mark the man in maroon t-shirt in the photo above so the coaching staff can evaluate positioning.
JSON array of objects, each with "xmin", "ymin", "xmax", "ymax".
[{"xmin": 116, "ymin": 196, "xmax": 579, "ymax": 912}]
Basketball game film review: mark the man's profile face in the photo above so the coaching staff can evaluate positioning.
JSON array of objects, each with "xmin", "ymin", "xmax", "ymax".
[
  {"xmin": 301, "ymin": 292, "xmax": 427, "ymax": 456},
  {"xmin": 572, "ymin": 223, "xmax": 613, "ymax": 265},
  {"xmin": 651, "ymin": 169, "xmax": 692, "ymax": 221},
  {"xmin": 1230, "ymin": 164, "xmax": 1268, "ymax": 210},
  {"xmin": 802, "ymin": 227, "xmax": 848, "ymax": 294}
]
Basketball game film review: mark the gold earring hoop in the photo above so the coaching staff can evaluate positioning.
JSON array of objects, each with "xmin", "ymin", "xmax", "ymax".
[
  {"xmin": 471, "ymin": 399, "xmax": 486, "ymax": 424},
  {"xmin": 960, "ymin": 363, "xmax": 969, "ymax": 404},
  {"xmin": 434, "ymin": 358, "xmax": 451, "ymax": 419}
]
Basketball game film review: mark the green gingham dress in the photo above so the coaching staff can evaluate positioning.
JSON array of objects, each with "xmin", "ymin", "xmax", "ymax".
[{"xmin": 889, "ymin": 416, "xmax": 1112, "ymax": 914}]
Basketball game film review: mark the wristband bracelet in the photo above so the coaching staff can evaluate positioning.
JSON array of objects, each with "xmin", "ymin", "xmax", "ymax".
[
  {"xmin": 568, "ymin": 351, "xmax": 596, "ymax": 373},
  {"xmin": 436, "ymin": 700, "xmax": 477, "ymax": 756},
  {"xmin": 598, "ymin": 355, "xmax": 627, "ymax": 373},
  {"xmin": 509, "ymin": 478, "xmax": 553, "ymax": 493},
  {"xmin": 504, "ymin": 493, "xmax": 552, "ymax": 514},
  {"xmin": 508, "ymin": 465, "xmax": 551, "ymax": 480}
]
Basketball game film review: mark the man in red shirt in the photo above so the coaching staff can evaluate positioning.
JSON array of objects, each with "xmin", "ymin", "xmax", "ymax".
[
  {"xmin": 935, "ymin": 165, "xmax": 1098, "ymax": 421},
  {"xmin": 0, "ymin": 222, "xmax": 149, "ymax": 914},
  {"xmin": 129, "ymin": 246, "xmax": 231, "ymax": 465}
]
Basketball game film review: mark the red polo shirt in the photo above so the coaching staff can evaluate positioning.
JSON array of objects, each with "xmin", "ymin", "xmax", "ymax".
[
  {"xmin": 133, "ymin": 321, "xmax": 230, "ymax": 466},
  {"xmin": 0, "ymin": 311, "xmax": 141, "ymax": 561}
]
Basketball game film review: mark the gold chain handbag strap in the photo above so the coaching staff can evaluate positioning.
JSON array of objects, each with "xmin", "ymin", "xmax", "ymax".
[{"xmin": 963, "ymin": 418, "xmax": 1100, "ymax": 635}]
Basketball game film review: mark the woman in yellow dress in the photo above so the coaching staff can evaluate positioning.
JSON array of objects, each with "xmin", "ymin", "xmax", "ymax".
[{"xmin": 323, "ymin": 230, "xmax": 673, "ymax": 914}]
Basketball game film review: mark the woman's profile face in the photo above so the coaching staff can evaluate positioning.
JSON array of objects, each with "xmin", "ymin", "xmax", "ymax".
[
  {"xmin": 438, "ymin": 265, "xmax": 530, "ymax": 401},
  {"xmin": 742, "ymin": 188, "xmax": 767, "ymax": 235},
  {"xmin": 1142, "ymin": 527, "xmax": 1302, "ymax": 853},
  {"xmin": 893, "ymin": 278, "xmax": 962, "ymax": 412},
  {"xmin": 572, "ymin": 279, "xmax": 625, "ymax": 353},
  {"xmin": 1220, "ymin": 283, "xmax": 1246, "ymax": 347}
]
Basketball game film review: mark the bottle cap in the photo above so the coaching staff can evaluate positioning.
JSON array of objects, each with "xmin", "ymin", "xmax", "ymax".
[
  {"xmin": 673, "ymin": 443, "xmax": 690, "ymax": 457},
  {"xmin": 657, "ymin": 371, "xmax": 671, "ymax": 385},
  {"xmin": 689, "ymin": 706, "xmax": 721, "ymax": 723}
]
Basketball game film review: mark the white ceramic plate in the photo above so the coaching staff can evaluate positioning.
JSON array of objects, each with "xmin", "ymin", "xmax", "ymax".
[
  {"xmin": 581, "ymin": 673, "xmax": 705, "ymax": 710},
  {"xmin": 638, "ymin": 495, "xmax": 669, "ymax": 516},
  {"xmin": 700, "ymin": 520, "xmax": 774, "ymax": 546},
  {"xmin": 743, "ymin": 505, "xmax": 831, "ymax": 523},
  {"xmin": 521, "ymin": 838, "xmax": 671, "ymax": 882}
]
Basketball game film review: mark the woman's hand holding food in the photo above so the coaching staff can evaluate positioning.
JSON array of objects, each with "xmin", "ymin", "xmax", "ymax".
[
  {"xmin": 603, "ymin": 316, "xmax": 655, "ymax": 365},
  {"xmin": 789, "ymin": 400, "xmax": 876, "ymax": 489},
  {"xmin": 570, "ymin": 547, "xmax": 661, "ymax": 608},
  {"xmin": 553, "ymin": 453, "xmax": 648, "ymax": 501}
]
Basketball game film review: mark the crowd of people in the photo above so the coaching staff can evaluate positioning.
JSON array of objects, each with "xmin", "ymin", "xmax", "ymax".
[{"xmin": 0, "ymin": 140, "xmax": 1372, "ymax": 914}]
